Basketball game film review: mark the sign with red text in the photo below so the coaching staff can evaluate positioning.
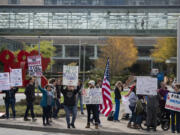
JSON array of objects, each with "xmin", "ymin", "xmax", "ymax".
[
  {"xmin": 28, "ymin": 56, "xmax": 42, "ymax": 77},
  {"xmin": 165, "ymin": 93, "xmax": 180, "ymax": 112}
]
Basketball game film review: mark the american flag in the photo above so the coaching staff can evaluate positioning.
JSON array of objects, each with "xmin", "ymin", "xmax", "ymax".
[{"xmin": 100, "ymin": 58, "xmax": 113, "ymax": 117}]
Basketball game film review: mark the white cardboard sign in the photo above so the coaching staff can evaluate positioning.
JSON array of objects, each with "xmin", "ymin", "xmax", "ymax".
[
  {"xmin": 165, "ymin": 93, "xmax": 180, "ymax": 112},
  {"xmin": 136, "ymin": 76, "xmax": 157, "ymax": 95},
  {"xmin": 0, "ymin": 72, "xmax": 10, "ymax": 90},
  {"xmin": 83, "ymin": 88, "xmax": 103, "ymax": 104},
  {"xmin": 63, "ymin": 65, "xmax": 78, "ymax": 86},
  {"xmin": 28, "ymin": 55, "xmax": 42, "ymax": 77},
  {"xmin": 10, "ymin": 69, "xmax": 23, "ymax": 87}
]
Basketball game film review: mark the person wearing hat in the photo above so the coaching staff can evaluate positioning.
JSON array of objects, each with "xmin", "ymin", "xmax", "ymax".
[{"xmin": 85, "ymin": 80, "xmax": 99, "ymax": 129}]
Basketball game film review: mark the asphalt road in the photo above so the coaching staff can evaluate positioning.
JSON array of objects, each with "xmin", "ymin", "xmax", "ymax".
[{"xmin": 0, "ymin": 127, "xmax": 78, "ymax": 135}]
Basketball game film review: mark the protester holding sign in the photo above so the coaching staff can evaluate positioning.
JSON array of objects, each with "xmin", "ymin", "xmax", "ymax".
[
  {"xmin": 114, "ymin": 81, "xmax": 123, "ymax": 122},
  {"xmin": 2, "ymin": 87, "xmax": 18, "ymax": 119},
  {"xmin": 170, "ymin": 84, "xmax": 180, "ymax": 133},
  {"xmin": 85, "ymin": 80, "xmax": 99, "ymax": 129},
  {"xmin": 61, "ymin": 85, "xmax": 79, "ymax": 129},
  {"xmin": 38, "ymin": 84, "xmax": 54, "ymax": 126},
  {"xmin": 24, "ymin": 77, "xmax": 37, "ymax": 122}
]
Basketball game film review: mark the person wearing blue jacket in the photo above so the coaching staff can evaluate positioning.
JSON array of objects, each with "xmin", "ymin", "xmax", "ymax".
[{"xmin": 38, "ymin": 85, "xmax": 54, "ymax": 126}]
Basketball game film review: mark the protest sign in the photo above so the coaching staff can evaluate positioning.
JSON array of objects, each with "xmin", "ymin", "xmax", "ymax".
[
  {"xmin": 83, "ymin": 88, "xmax": 103, "ymax": 104},
  {"xmin": 27, "ymin": 55, "xmax": 42, "ymax": 77},
  {"xmin": 0, "ymin": 72, "xmax": 10, "ymax": 90},
  {"xmin": 63, "ymin": 65, "xmax": 78, "ymax": 86},
  {"xmin": 10, "ymin": 69, "xmax": 22, "ymax": 87},
  {"xmin": 165, "ymin": 93, "xmax": 180, "ymax": 112},
  {"xmin": 136, "ymin": 76, "xmax": 157, "ymax": 95}
]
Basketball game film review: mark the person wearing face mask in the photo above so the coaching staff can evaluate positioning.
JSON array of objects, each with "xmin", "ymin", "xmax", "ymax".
[
  {"xmin": 61, "ymin": 85, "xmax": 79, "ymax": 129},
  {"xmin": 38, "ymin": 84, "xmax": 54, "ymax": 126},
  {"xmin": 170, "ymin": 84, "xmax": 180, "ymax": 133}
]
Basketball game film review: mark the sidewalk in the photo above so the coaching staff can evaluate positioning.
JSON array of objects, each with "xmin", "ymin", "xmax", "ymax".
[{"xmin": 0, "ymin": 110, "xmax": 174, "ymax": 135}]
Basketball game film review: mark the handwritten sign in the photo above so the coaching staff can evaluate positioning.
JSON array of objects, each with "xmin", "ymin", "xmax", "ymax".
[
  {"xmin": 83, "ymin": 88, "xmax": 103, "ymax": 104},
  {"xmin": 10, "ymin": 69, "xmax": 22, "ymax": 87},
  {"xmin": 0, "ymin": 73, "xmax": 10, "ymax": 90},
  {"xmin": 165, "ymin": 93, "xmax": 180, "ymax": 112},
  {"xmin": 63, "ymin": 65, "xmax": 78, "ymax": 86},
  {"xmin": 136, "ymin": 76, "xmax": 157, "ymax": 95},
  {"xmin": 27, "ymin": 55, "xmax": 42, "ymax": 77}
]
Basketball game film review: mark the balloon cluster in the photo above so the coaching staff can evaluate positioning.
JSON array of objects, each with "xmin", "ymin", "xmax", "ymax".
[{"xmin": 0, "ymin": 50, "xmax": 50, "ymax": 87}]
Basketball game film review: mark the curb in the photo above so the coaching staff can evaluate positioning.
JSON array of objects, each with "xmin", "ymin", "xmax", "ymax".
[{"xmin": 0, "ymin": 123, "xmax": 152, "ymax": 135}]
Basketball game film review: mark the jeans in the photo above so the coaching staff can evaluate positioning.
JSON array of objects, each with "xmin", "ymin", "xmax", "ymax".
[
  {"xmin": 64, "ymin": 105, "xmax": 77, "ymax": 125},
  {"xmin": 114, "ymin": 99, "xmax": 120, "ymax": 120},
  {"xmin": 5, "ymin": 99, "xmax": 16, "ymax": 118},
  {"xmin": 136, "ymin": 115, "xmax": 142, "ymax": 125},
  {"xmin": 171, "ymin": 111, "xmax": 180, "ymax": 132},
  {"xmin": 77, "ymin": 94, "xmax": 84, "ymax": 113},
  {"xmin": 129, "ymin": 106, "xmax": 136, "ymax": 124},
  {"xmin": 53, "ymin": 99, "xmax": 61, "ymax": 118},
  {"xmin": 87, "ymin": 104, "xmax": 98, "ymax": 125},
  {"xmin": 146, "ymin": 106, "xmax": 157, "ymax": 128},
  {"xmin": 42, "ymin": 105, "xmax": 51, "ymax": 124},
  {"xmin": 24, "ymin": 102, "xmax": 35, "ymax": 119}
]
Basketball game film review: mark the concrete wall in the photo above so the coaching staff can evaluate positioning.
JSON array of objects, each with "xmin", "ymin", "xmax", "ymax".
[
  {"xmin": 20, "ymin": 0, "xmax": 44, "ymax": 5},
  {"xmin": 0, "ymin": 0, "xmax": 8, "ymax": 5}
]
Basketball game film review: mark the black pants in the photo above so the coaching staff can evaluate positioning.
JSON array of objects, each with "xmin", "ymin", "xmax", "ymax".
[
  {"xmin": 24, "ymin": 102, "xmax": 35, "ymax": 119},
  {"xmin": 5, "ymin": 99, "xmax": 16, "ymax": 118},
  {"xmin": 86, "ymin": 104, "xmax": 98, "ymax": 125},
  {"xmin": 42, "ymin": 106, "xmax": 51, "ymax": 124}
]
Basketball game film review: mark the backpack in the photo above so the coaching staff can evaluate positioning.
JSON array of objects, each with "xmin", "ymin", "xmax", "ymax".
[
  {"xmin": 135, "ymin": 99, "xmax": 144, "ymax": 115},
  {"xmin": 107, "ymin": 111, "xmax": 114, "ymax": 121}
]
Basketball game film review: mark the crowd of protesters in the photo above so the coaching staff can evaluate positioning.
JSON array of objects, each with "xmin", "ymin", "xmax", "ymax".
[{"xmin": 1, "ymin": 76, "xmax": 180, "ymax": 133}]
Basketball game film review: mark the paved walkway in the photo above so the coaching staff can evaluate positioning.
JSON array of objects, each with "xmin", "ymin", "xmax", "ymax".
[{"xmin": 0, "ymin": 109, "xmax": 175, "ymax": 135}]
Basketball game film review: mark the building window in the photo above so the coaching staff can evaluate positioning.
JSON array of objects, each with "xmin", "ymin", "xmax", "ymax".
[
  {"xmin": 8, "ymin": 0, "xmax": 20, "ymax": 4},
  {"xmin": 65, "ymin": 45, "xmax": 79, "ymax": 57},
  {"xmin": 44, "ymin": 0, "xmax": 57, "ymax": 5},
  {"xmin": 54, "ymin": 45, "xmax": 62, "ymax": 57}
]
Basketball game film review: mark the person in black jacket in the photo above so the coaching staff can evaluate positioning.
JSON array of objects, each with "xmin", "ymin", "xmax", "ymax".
[
  {"xmin": 114, "ymin": 81, "xmax": 123, "ymax": 122},
  {"xmin": 61, "ymin": 85, "xmax": 79, "ymax": 129},
  {"xmin": 2, "ymin": 87, "xmax": 18, "ymax": 119},
  {"xmin": 24, "ymin": 77, "xmax": 37, "ymax": 121}
]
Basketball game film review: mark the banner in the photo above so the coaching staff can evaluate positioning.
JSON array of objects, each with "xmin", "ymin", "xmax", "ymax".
[
  {"xmin": 63, "ymin": 65, "xmax": 78, "ymax": 86},
  {"xmin": 0, "ymin": 72, "xmax": 10, "ymax": 90},
  {"xmin": 83, "ymin": 88, "xmax": 103, "ymax": 104},
  {"xmin": 122, "ymin": 96, "xmax": 131, "ymax": 114},
  {"xmin": 10, "ymin": 69, "xmax": 22, "ymax": 87},
  {"xmin": 136, "ymin": 76, "xmax": 157, "ymax": 95},
  {"xmin": 27, "ymin": 55, "xmax": 42, "ymax": 77},
  {"xmin": 165, "ymin": 93, "xmax": 180, "ymax": 112}
]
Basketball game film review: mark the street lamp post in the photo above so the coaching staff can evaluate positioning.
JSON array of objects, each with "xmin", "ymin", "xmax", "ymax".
[
  {"xmin": 177, "ymin": 18, "xmax": 180, "ymax": 83},
  {"xmin": 83, "ymin": 44, "xmax": 86, "ymax": 84}
]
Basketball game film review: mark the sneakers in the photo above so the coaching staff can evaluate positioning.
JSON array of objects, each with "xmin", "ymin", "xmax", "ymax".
[
  {"xmin": 81, "ymin": 112, "xmax": 84, "ymax": 115},
  {"xmin": 85, "ymin": 123, "xmax": 90, "ymax": 128}
]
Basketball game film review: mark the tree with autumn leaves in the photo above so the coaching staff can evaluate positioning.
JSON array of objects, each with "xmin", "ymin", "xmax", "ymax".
[
  {"xmin": 151, "ymin": 37, "xmax": 177, "ymax": 63},
  {"xmin": 96, "ymin": 37, "xmax": 138, "ymax": 76}
]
